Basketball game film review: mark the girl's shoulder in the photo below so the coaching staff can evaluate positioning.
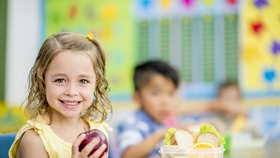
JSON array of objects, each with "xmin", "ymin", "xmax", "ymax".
[
  {"xmin": 20, "ymin": 129, "xmax": 41, "ymax": 144},
  {"xmin": 16, "ymin": 129, "xmax": 48, "ymax": 157},
  {"xmin": 9, "ymin": 121, "xmax": 48, "ymax": 158}
]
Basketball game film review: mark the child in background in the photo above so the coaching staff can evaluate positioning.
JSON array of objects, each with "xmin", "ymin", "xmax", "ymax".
[
  {"xmin": 211, "ymin": 81, "xmax": 247, "ymax": 119},
  {"xmin": 199, "ymin": 81, "xmax": 257, "ymax": 135},
  {"xmin": 176, "ymin": 81, "xmax": 247, "ymax": 126},
  {"xmin": 9, "ymin": 32, "xmax": 112, "ymax": 158},
  {"xmin": 116, "ymin": 60, "xmax": 186, "ymax": 158}
]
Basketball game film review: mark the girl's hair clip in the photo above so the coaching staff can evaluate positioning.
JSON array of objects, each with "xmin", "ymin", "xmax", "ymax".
[{"xmin": 87, "ymin": 33, "xmax": 94, "ymax": 41}]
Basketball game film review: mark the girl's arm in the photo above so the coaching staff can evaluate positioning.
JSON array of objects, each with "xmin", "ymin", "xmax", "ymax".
[{"xmin": 16, "ymin": 129, "xmax": 48, "ymax": 158}]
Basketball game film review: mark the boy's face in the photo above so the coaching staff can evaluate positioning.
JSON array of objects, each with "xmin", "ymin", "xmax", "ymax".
[
  {"xmin": 134, "ymin": 74, "xmax": 179, "ymax": 124},
  {"xmin": 219, "ymin": 86, "xmax": 241, "ymax": 104}
]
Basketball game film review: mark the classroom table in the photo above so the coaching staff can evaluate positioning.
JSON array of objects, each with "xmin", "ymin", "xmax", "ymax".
[
  {"xmin": 153, "ymin": 138, "xmax": 280, "ymax": 158},
  {"xmin": 225, "ymin": 138, "xmax": 280, "ymax": 158}
]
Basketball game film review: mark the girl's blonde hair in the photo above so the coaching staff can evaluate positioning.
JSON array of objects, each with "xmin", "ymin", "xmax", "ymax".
[{"xmin": 25, "ymin": 32, "xmax": 112, "ymax": 122}]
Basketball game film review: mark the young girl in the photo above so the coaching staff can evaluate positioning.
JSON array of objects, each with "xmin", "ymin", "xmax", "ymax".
[{"xmin": 9, "ymin": 32, "xmax": 112, "ymax": 158}]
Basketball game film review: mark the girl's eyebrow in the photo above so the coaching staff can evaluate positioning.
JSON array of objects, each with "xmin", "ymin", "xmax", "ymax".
[
  {"xmin": 50, "ymin": 73, "xmax": 66, "ymax": 77},
  {"xmin": 76, "ymin": 74, "xmax": 96, "ymax": 80},
  {"xmin": 50, "ymin": 73, "xmax": 95, "ymax": 79},
  {"xmin": 79, "ymin": 74, "xmax": 95, "ymax": 78}
]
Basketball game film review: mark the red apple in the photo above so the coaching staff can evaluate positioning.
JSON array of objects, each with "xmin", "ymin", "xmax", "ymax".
[{"xmin": 78, "ymin": 129, "xmax": 108, "ymax": 157}]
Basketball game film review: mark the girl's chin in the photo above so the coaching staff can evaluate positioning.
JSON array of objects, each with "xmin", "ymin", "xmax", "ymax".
[
  {"xmin": 62, "ymin": 112, "xmax": 81, "ymax": 118},
  {"xmin": 60, "ymin": 107, "xmax": 82, "ymax": 116}
]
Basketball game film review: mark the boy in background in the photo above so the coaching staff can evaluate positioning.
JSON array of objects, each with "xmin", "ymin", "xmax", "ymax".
[
  {"xmin": 115, "ymin": 61, "xmax": 249, "ymax": 158},
  {"xmin": 211, "ymin": 81, "xmax": 247, "ymax": 120},
  {"xmin": 199, "ymin": 81, "xmax": 258, "ymax": 135},
  {"xmin": 116, "ymin": 60, "xmax": 183, "ymax": 158},
  {"xmin": 177, "ymin": 81, "xmax": 247, "ymax": 125}
]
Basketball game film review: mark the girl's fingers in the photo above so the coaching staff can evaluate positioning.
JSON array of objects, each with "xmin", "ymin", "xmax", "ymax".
[
  {"xmin": 80, "ymin": 137, "xmax": 100, "ymax": 157},
  {"xmin": 100, "ymin": 151, "xmax": 108, "ymax": 158},
  {"xmin": 71, "ymin": 135, "xmax": 107, "ymax": 158},
  {"xmin": 72, "ymin": 134, "xmax": 86, "ymax": 157},
  {"xmin": 88, "ymin": 144, "xmax": 107, "ymax": 158}
]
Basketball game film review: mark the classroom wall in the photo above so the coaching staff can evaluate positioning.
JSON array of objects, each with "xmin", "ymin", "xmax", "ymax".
[
  {"xmin": 5, "ymin": 0, "xmax": 40, "ymax": 106},
  {"xmin": 0, "ymin": 0, "xmax": 7, "ymax": 100},
  {"xmin": 4, "ymin": 0, "xmax": 280, "ymax": 107}
]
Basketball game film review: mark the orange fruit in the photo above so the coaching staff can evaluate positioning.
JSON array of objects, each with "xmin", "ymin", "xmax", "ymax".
[
  {"xmin": 188, "ymin": 142, "xmax": 218, "ymax": 158},
  {"xmin": 190, "ymin": 142, "xmax": 215, "ymax": 149}
]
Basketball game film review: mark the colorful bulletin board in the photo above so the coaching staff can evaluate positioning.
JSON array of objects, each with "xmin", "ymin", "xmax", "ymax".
[
  {"xmin": 240, "ymin": 0, "xmax": 280, "ymax": 98},
  {"xmin": 43, "ymin": 0, "xmax": 135, "ymax": 100}
]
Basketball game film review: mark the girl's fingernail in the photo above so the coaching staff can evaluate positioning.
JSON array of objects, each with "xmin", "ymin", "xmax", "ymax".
[{"xmin": 79, "ymin": 134, "xmax": 86, "ymax": 138}]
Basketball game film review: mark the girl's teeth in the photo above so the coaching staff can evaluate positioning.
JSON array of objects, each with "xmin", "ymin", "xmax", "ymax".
[{"xmin": 64, "ymin": 101, "xmax": 78, "ymax": 105}]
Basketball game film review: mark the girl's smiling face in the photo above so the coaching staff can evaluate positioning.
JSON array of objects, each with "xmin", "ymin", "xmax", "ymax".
[{"xmin": 44, "ymin": 51, "xmax": 96, "ymax": 119}]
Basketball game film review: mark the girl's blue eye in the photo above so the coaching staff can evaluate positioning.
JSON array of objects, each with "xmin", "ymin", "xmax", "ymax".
[
  {"xmin": 80, "ymin": 79, "xmax": 89, "ymax": 84},
  {"xmin": 54, "ymin": 78, "xmax": 65, "ymax": 83}
]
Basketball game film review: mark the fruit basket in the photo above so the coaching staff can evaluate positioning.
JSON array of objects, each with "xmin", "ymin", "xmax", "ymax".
[
  {"xmin": 160, "ymin": 145, "xmax": 224, "ymax": 158},
  {"xmin": 161, "ymin": 124, "xmax": 225, "ymax": 158}
]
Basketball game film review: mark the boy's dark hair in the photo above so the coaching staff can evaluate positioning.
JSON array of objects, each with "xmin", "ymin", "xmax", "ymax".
[
  {"xmin": 133, "ymin": 60, "xmax": 179, "ymax": 91},
  {"xmin": 217, "ymin": 80, "xmax": 240, "ymax": 96}
]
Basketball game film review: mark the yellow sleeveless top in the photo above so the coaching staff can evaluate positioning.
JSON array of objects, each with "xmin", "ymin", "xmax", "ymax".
[{"xmin": 9, "ymin": 116, "xmax": 112, "ymax": 158}]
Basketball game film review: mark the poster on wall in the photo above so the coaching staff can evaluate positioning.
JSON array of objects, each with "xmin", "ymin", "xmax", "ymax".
[
  {"xmin": 240, "ymin": 0, "xmax": 280, "ymax": 98},
  {"xmin": 134, "ymin": 0, "xmax": 239, "ymax": 99},
  {"xmin": 43, "ymin": 0, "xmax": 135, "ymax": 100}
]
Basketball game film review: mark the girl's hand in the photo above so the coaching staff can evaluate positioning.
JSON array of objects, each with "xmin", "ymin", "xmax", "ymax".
[{"xmin": 72, "ymin": 134, "xmax": 108, "ymax": 158}]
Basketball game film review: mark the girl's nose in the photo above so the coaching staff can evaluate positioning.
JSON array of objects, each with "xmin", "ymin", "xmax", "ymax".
[{"xmin": 64, "ymin": 83, "xmax": 78, "ymax": 96}]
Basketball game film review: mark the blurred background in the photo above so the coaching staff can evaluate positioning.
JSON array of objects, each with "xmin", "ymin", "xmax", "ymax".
[{"xmin": 0, "ymin": 0, "xmax": 280, "ymax": 142}]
